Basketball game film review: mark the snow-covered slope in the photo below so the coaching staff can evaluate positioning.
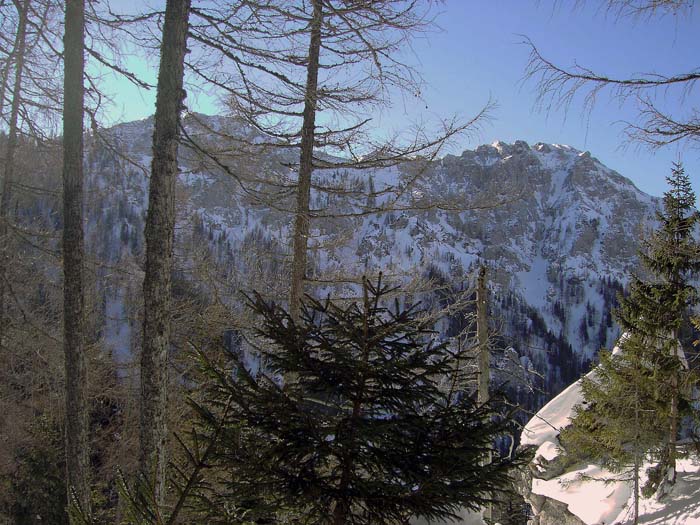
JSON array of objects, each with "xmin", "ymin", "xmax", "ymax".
[
  {"xmin": 520, "ymin": 361, "xmax": 700, "ymax": 525},
  {"xmin": 83, "ymin": 114, "xmax": 659, "ymax": 413}
]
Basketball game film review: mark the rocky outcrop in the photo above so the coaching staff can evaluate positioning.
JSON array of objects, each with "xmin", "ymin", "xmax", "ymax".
[{"xmin": 518, "ymin": 447, "xmax": 586, "ymax": 525}]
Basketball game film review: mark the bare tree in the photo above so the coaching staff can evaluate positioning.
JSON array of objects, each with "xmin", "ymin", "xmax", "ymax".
[
  {"xmin": 0, "ymin": 0, "xmax": 64, "ymax": 350},
  {"xmin": 185, "ymin": 0, "xmax": 483, "ymax": 320},
  {"xmin": 524, "ymin": 1, "xmax": 699, "ymax": 149},
  {"xmin": 0, "ymin": 0, "xmax": 29, "ymax": 352},
  {"xmin": 140, "ymin": 0, "xmax": 191, "ymax": 504},
  {"xmin": 62, "ymin": 0, "xmax": 90, "ymax": 517}
]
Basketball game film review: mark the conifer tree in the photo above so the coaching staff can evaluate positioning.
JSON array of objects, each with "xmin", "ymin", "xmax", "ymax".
[
  {"xmin": 561, "ymin": 163, "xmax": 700, "ymax": 517},
  {"xmin": 560, "ymin": 335, "xmax": 667, "ymax": 524},
  {"xmin": 616, "ymin": 162, "xmax": 700, "ymax": 484},
  {"xmin": 148, "ymin": 277, "xmax": 519, "ymax": 525}
]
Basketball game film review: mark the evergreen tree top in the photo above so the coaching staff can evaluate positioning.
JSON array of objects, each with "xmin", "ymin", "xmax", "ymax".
[
  {"xmin": 177, "ymin": 276, "xmax": 520, "ymax": 525},
  {"xmin": 618, "ymin": 162, "xmax": 700, "ymax": 336}
]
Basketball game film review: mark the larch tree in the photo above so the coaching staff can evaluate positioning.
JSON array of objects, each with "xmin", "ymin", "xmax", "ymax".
[
  {"xmin": 289, "ymin": 0, "xmax": 323, "ymax": 322},
  {"xmin": 0, "ymin": 0, "xmax": 29, "ymax": 352},
  {"xmin": 185, "ymin": 0, "xmax": 484, "ymax": 319},
  {"xmin": 140, "ymin": 0, "xmax": 191, "ymax": 504},
  {"xmin": 62, "ymin": 0, "xmax": 90, "ymax": 517},
  {"xmin": 524, "ymin": 0, "xmax": 699, "ymax": 149}
]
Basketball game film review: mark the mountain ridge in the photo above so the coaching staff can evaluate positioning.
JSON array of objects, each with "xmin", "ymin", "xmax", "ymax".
[{"xmin": 84, "ymin": 114, "xmax": 660, "ymax": 409}]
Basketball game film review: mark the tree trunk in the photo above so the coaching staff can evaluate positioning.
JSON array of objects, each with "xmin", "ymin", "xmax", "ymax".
[
  {"xmin": 0, "ymin": 0, "xmax": 29, "ymax": 352},
  {"xmin": 62, "ymin": 0, "xmax": 90, "ymax": 517},
  {"xmin": 476, "ymin": 265, "xmax": 491, "ymax": 523},
  {"xmin": 140, "ymin": 0, "xmax": 190, "ymax": 504},
  {"xmin": 476, "ymin": 265, "xmax": 489, "ymax": 405},
  {"xmin": 289, "ymin": 0, "xmax": 323, "ymax": 322},
  {"xmin": 633, "ymin": 390, "xmax": 640, "ymax": 525},
  {"xmin": 667, "ymin": 338, "xmax": 679, "ymax": 485}
]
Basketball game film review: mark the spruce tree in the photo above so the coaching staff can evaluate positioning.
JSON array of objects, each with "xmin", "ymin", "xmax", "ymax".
[
  {"xmin": 560, "ymin": 335, "xmax": 668, "ymax": 524},
  {"xmin": 154, "ymin": 277, "xmax": 519, "ymax": 525},
  {"xmin": 561, "ymin": 163, "xmax": 700, "ymax": 515},
  {"xmin": 617, "ymin": 162, "xmax": 700, "ymax": 485}
]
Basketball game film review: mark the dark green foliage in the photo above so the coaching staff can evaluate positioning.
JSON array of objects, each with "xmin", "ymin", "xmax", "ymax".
[
  {"xmin": 561, "ymin": 163, "xmax": 700, "ymax": 509},
  {"xmin": 165, "ymin": 277, "xmax": 520, "ymax": 524},
  {"xmin": 617, "ymin": 162, "xmax": 700, "ymax": 339},
  {"xmin": 560, "ymin": 337, "xmax": 665, "ymax": 471}
]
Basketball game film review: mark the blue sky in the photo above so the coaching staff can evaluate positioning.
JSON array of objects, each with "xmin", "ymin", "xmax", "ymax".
[{"xmin": 104, "ymin": 0, "xmax": 699, "ymax": 198}]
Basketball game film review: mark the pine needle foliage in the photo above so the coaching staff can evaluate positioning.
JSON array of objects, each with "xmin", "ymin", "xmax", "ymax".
[
  {"xmin": 560, "ymin": 336, "xmax": 666, "ymax": 470},
  {"xmin": 178, "ymin": 276, "xmax": 519, "ymax": 525},
  {"xmin": 561, "ymin": 163, "xmax": 700, "ymax": 513},
  {"xmin": 618, "ymin": 162, "xmax": 700, "ymax": 339}
]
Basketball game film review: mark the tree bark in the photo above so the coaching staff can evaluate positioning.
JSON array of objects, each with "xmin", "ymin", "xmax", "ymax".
[
  {"xmin": 140, "ymin": 0, "xmax": 190, "ymax": 504},
  {"xmin": 0, "ymin": 0, "xmax": 28, "ymax": 352},
  {"xmin": 476, "ymin": 265, "xmax": 491, "ymax": 522},
  {"xmin": 477, "ymin": 265, "xmax": 489, "ymax": 405},
  {"xmin": 667, "ymin": 337, "xmax": 680, "ymax": 485},
  {"xmin": 62, "ymin": 0, "xmax": 90, "ymax": 517},
  {"xmin": 289, "ymin": 0, "xmax": 323, "ymax": 322}
]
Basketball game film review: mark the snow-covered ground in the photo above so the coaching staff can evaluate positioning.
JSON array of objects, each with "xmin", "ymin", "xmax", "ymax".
[{"xmin": 522, "ymin": 360, "xmax": 700, "ymax": 525}]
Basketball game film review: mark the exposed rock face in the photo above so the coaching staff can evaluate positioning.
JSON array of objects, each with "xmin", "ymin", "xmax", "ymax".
[
  {"xmin": 518, "ymin": 449, "xmax": 586, "ymax": 525},
  {"xmin": 536, "ymin": 499, "xmax": 586, "ymax": 525},
  {"xmin": 83, "ymin": 117, "xmax": 660, "ymax": 436}
]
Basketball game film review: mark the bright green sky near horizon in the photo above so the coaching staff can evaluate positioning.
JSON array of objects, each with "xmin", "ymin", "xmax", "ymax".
[{"xmin": 104, "ymin": 0, "xmax": 699, "ymax": 198}]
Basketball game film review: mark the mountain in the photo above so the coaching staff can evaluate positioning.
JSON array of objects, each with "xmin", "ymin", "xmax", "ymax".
[{"xmin": 83, "ymin": 114, "xmax": 659, "ymax": 411}]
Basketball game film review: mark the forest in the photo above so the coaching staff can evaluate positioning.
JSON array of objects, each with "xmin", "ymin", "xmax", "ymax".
[{"xmin": 0, "ymin": 1, "xmax": 699, "ymax": 525}]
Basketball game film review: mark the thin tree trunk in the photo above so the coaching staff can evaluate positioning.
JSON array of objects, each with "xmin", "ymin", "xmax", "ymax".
[
  {"xmin": 633, "ymin": 386, "xmax": 640, "ymax": 525},
  {"xmin": 667, "ymin": 338, "xmax": 679, "ymax": 485},
  {"xmin": 476, "ymin": 265, "xmax": 491, "ymax": 523},
  {"xmin": 62, "ymin": 0, "xmax": 90, "ymax": 517},
  {"xmin": 477, "ymin": 265, "xmax": 489, "ymax": 405},
  {"xmin": 140, "ymin": 0, "xmax": 190, "ymax": 504},
  {"xmin": 0, "ymin": 1, "xmax": 21, "ymax": 125},
  {"xmin": 0, "ymin": 0, "xmax": 28, "ymax": 352},
  {"xmin": 289, "ymin": 0, "xmax": 322, "ymax": 322},
  {"xmin": 332, "ymin": 279, "xmax": 371, "ymax": 525}
]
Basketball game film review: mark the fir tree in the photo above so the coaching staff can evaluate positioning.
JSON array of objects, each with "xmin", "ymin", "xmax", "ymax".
[
  {"xmin": 149, "ymin": 277, "xmax": 520, "ymax": 525},
  {"xmin": 561, "ymin": 163, "xmax": 700, "ymax": 519},
  {"xmin": 616, "ymin": 162, "xmax": 700, "ymax": 485},
  {"xmin": 560, "ymin": 335, "xmax": 668, "ymax": 524}
]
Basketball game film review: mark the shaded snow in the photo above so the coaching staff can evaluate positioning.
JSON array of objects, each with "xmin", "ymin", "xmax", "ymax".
[
  {"xmin": 633, "ymin": 458, "xmax": 700, "ymax": 524},
  {"xmin": 533, "ymin": 463, "xmax": 630, "ymax": 525},
  {"xmin": 520, "ymin": 374, "xmax": 584, "ymax": 447}
]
